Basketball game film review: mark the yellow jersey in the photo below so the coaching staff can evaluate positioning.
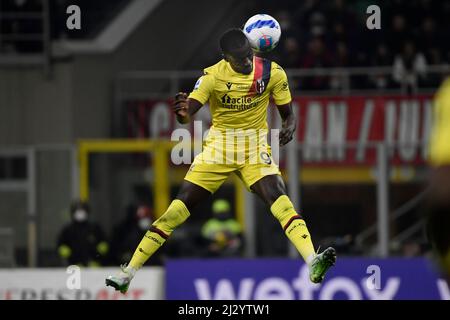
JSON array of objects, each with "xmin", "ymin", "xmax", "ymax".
[
  {"xmin": 188, "ymin": 56, "xmax": 292, "ymax": 132},
  {"xmin": 430, "ymin": 77, "xmax": 450, "ymax": 165}
]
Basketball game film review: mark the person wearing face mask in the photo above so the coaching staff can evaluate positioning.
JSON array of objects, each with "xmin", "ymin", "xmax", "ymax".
[
  {"xmin": 57, "ymin": 200, "xmax": 109, "ymax": 267},
  {"xmin": 201, "ymin": 199, "xmax": 244, "ymax": 257}
]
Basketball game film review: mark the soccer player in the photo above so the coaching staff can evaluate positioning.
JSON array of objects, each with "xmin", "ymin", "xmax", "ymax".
[
  {"xmin": 427, "ymin": 77, "xmax": 450, "ymax": 281},
  {"xmin": 106, "ymin": 28, "xmax": 336, "ymax": 293}
]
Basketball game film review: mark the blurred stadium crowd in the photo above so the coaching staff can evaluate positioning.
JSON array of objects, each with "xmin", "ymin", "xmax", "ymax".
[
  {"xmin": 269, "ymin": 0, "xmax": 450, "ymax": 66},
  {"xmin": 260, "ymin": 0, "xmax": 450, "ymax": 90},
  {"xmin": 2, "ymin": 0, "xmax": 448, "ymax": 91}
]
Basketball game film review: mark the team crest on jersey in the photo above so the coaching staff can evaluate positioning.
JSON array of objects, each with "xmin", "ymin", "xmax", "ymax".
[{"xmin": 256, "ymin": 79, "xmax": 266, "ymax": 94}]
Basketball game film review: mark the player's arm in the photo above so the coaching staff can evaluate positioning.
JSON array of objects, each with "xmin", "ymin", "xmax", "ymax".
[
  {"xmin": 173, "ymin": 72, "xmax": 214, "ymax": 124},
  {"xmin": 272, "ymin": 63, "xmax": 295, "ymax": 146},
  {"xmin": 172, "ymin": 92, "xmax": 203, "ymax": 124},
  {"xmin": 276, "ymin": 103, "xmax": 296, "ymax": 146}
]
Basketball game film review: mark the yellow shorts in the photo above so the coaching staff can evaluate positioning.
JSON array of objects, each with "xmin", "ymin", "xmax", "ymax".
[{"xmin": 184, "ymin": 147, "xmax": 281, "ymax": 194}]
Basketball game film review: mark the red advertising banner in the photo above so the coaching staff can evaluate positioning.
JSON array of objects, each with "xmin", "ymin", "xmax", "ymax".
[
  {"xmin": 292, "ymin": 95, "xmax": 433, "ymax": 165},
  {"xmin": 124, "ymin": 95, "xmax": 433, "ymax": 165}
]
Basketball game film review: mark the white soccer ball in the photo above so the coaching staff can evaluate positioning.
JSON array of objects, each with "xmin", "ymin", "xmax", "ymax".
[{"xmin": 243, "ymin": 14, "xmax": 281, "ymax": 52}]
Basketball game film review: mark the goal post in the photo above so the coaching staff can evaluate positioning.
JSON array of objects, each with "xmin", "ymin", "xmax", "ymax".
[{"xmin": 77, "ymin": 139, "xmax": 246, "ymax": 228}]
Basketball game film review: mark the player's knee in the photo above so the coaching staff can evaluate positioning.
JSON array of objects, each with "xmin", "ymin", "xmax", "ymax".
[
  {"xmin": 265, "ymin": 177, "xmax": 287, "ymax": 205},
  {"xmin": 176, "ymin": 190, "xmax": 193, "ymax": 209},
  {"xmin": 152, "ymin": 199, "xmax": 190, "ymax": 235}
]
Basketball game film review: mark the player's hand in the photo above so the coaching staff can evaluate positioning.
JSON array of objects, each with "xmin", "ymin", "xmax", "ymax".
[
  {"xmin": 172, "ymin": 92, "xmax": 189, "ymax": 118},
  {"xmin": 279, "ymin": 122, "xmax": 295, "ymax": 146}
]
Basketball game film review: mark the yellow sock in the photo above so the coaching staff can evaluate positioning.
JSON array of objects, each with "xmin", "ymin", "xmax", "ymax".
[
  {"xmin": 129, "ymin": 199, "xmax": 190, "ymax": 269},
  {"xmin": 271, "ymin": 195, "xmax": 316, "ymax": 264}
]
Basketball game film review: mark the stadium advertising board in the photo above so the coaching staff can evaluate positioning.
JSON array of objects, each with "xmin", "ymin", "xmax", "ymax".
[
  {"xmin": 165, "ymin": 258, "xmax": 449, "ymax": 300},
  {"xmin": 0, "ymin": 267, "xmax": 163, "ymax": 300},
  {"xmin": 124, "ymin": 95, "xmax": 432, "ymax": 165}
]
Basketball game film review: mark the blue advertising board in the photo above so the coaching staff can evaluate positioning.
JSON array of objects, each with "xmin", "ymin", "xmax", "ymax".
[{"xmin": 165, "ymin": 258, "xmax": 449, "ymax": 300}]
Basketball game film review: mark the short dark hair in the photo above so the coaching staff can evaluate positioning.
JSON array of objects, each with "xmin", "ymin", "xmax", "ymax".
[{"xmin": 219, "ymin": 28, "xmax": 249, "ymax": 54}]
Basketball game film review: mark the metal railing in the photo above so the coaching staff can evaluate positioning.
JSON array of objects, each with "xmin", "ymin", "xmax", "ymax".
[
  {"xmin": 0, "ymin": 0, "xmax": 51, "ymax": 74},
  {"xmin": 355, "ymin": 187, "xmax": 429, "ymax": 247},
  {"xmin": 115, "ymin": 64, "xmax": 450, "ymax": 100},
  {"xmin": 285, "ymin": 141, "xmax": 429, "ymax": 258},
  {"xmin": 0, "ymin": 140, "xmax": 430, "ymax": 265},
  {"xmin": 0, "ymin": 228, "xmax": 15, "ymax": 267},
  {"xmin": 0, "ymin": 145, "xmax": 77, "ymax": 267}
]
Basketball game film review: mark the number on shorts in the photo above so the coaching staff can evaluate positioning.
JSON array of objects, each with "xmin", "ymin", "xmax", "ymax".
[{"xmin": 260, "ymin": 151, "xmax": 272, "ymax": 164}]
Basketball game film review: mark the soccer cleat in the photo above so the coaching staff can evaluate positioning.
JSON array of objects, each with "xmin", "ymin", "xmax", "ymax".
[
  {"xmin": 105, "ymin": 264, "xmax": 135, "ymax": 294},
  {"xmin": 309, "ymin": 247, "xmax": 337, "ymax": 284}
]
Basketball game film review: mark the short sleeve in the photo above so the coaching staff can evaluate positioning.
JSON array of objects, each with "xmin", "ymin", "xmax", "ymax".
[
  {"xmin": 271, "ymin": 66, "xmax": 292, "ymax": 106},
  {"xmin": 188, "ymin": 73, "xmax": 215, "ymax": 105}
]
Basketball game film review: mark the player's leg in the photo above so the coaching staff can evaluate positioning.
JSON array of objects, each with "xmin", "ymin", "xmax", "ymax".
[
  {"xmin": 250, "ymin": 174, "xmax": 316, "ymax": 262},
  {"xmin": 127, "ymin": 181, "xmax": 211, "ymax": 269},
  {"xmin": 106, "ymin": 181, "xmax": 211, "ymax": 293},
  {"xmin": 250, "ymin": 174, "xmax": 336, "ymax": 283},
  {"xmin": 106, "ymin": 150, "xmax": 234, "ymax": 293},
  {"xmin": 124, "ymin": 144, "xmax": 234, "ymax": 271}
]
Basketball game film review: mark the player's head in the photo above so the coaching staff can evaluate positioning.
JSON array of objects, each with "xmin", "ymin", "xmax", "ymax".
[{"xmin": 220, "ymin": 28, "xmax": 254, "ymax": 75}]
